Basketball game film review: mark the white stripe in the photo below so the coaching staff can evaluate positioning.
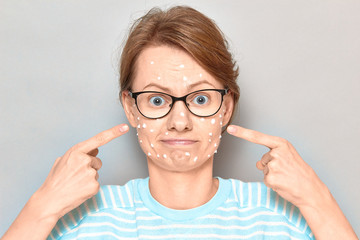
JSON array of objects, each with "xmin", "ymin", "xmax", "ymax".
[
  {"xmin": 257, "ymin": 182, "xmax": 261, "ymax": 206},
  {"xmin": 92, "ymin": 195, "xmax": 99, "ymax": 211},
  {"xmin": 60, "ymin": 216, "xmax": 70, "ymax": 231},
  {"xmin": 231, "ymin": 179, "xmax": 238, "ymax": 202},
  {"xmin": 225, "ymin": 199, "xmax": 237, "ymax": 203},
  {"xmin": 76, "ymin": 231, "xmax": 137, "ymax": 240},
  {"xmin": 108, "ymin": 185, "xmax": 116, "ymax": 207},
  {"xmin": 99, "ymin": 187, "xmax": 107, "ymax": 208},
  {"xmin": 248, "ymin": 183, "xmax": 252, "ymax": 207},
  {"xmin": 67, "ymin": 222, "xmax": 138, "ymax": 234},
  {"xmin": 126, "ymin": 184, "xmax": 133, "ymax": 207},
  {"xmin": 135, "ymin": 221, "xmax": 302, "ymax": 233},
  {"xmin": 216, "ymin": 207, "xmax": 257, "ymax": 213},
  {"xmin": 112, "ymin": 207, "xmax": 136, "ymax": 215},
  {"xmin": 49, "ymin": 232, "xmax": 55, "ymax": 240},
  {"xmin": 282, "ymin": 200, "xmax": 287, "ymax": 215},
  {"xmin": 117, "ymin": 185, "xmax": 126, "ymax": 207},
  {"xmin": 136, "ymin": 215, "xmax": 162, "ymax": 220},
  {"xmin": 266, "ymin": 187, "xmax": 270, "ymax": 208},
  {"xmin": 136, "ymin": 231, "xmax": 305, "ymax": 240},
  {"xmin": 200, "ymin": 211, "xmax": 278, "ymax": 221},
  {"xmin": 134, "ymin": 207, "xmax": 150, "ymax": 212},
  {"xmin": 134, "ymin": 199, "xmax": 143, "ymax": 204},
  {"xmin": 296, "ymin": 213, "xmax": 302, "ymax": 227},
  {"xmin": 68, "ymin": 211, "xmax": 77, "ymax": 226},
  {"xmin": 289, "ymin": 204, "xmax": 295, "ymax": 221},
  {"xmin": 90, "ymin": 212, "xmax": 162, "ymax": 222},
  {"xmin": 54, "ymin": 224, "xmax": 61, "ymax": 235},
  {"xmin": 84, "ymin": 201, "xmax": 90, "ymax": 215},
  {"xmin": 89, "ymin": 212, "xmax": 136, "ymax": 223},
  {"xmin": 76, "ymin": 207, "xmax": 83, "ymax": 220},
  {"xmin": 274, "ymin": 193, "xmax": 279, "ymax": 212},
  {"xmin": 239, "ymin": 181, "xmax": 243, "ymax": 207}
]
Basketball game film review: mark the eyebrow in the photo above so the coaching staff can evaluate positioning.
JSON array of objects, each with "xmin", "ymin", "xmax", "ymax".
[{"xmin": 142, "ymin": 80, "xmax": 217, "ymax": 93}]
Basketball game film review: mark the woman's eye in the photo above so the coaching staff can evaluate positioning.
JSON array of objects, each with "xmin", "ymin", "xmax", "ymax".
[
  {"xmin": 193, "ymin": 95, "xmax": 208, "ymax": 105},
  {"xmin": 149, "ymin": 96, "xmax": 165, "ymax": 106}
]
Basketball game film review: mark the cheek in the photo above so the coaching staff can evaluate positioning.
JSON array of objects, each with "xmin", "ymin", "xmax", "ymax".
[
  {"xmin": 198, "ymin": 109, "xmax": 225, "ymax": 157},
  {"xmin": 135, "ymin": 115, "xmax": 158, "ymax": 153}
]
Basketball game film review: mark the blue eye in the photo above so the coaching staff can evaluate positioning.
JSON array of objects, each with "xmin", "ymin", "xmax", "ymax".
[
  {"xmin": 150, "ymin": 96, "xmax": 165, "ymax": 106},
  {"xmin": 194, "ymin": 95, "xmax": 208, "ymax": 105}
]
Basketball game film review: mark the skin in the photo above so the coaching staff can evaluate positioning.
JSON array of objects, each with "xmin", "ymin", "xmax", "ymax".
[{"xmin": 122, "ymin": 45, "xmax": 234, "ymax": 209}]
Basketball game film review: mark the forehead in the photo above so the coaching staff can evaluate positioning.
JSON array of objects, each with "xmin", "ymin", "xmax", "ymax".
[{"xmin": 132, "ymin": 45, "xmax": 223, "ymax": 94}]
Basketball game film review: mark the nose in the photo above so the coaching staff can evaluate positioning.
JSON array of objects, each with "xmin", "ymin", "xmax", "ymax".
[{"xmin": 167, "ymin": 101, "xmax": 193, "ymax": 132}]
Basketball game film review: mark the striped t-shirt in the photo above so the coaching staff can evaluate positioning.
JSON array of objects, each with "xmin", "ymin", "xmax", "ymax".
[{"xmin": 47, "ymin": 177, "xmax": 314, "ymax": 240}]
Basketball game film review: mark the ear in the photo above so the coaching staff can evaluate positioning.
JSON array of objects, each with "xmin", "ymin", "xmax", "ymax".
[
  {"xmin": 222, "ymin": 90, "xmax": 235, "ymax": 126},
  {"xmin": 121, "ymin": 90, "xmax": 137, "ymax": 128}
]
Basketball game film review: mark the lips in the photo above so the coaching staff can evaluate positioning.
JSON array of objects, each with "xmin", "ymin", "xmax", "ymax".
[{"xmin": 161, "ymin": 139, "xmax": 198, "ymax": 145}]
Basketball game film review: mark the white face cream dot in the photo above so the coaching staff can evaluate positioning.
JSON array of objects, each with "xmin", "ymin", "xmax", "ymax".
[
  {"xmin": 209, "ymin": 132, "xmax": 212, "ymax": 136},
  {"xmin": 219, "ymin": 114, "xmax": 222, "ymax": 118},
  {"xmin": 163, "ymin": 154, "xmax": 167, "ymax": 158},
  {"xmin": 157, "ymin": 154, "xmax": 160, "ymax": 158},
  {"xmin": 165, "ymin": 132, "xmax": 169, "ymax": 135},
  {"xmin": 214, "ymin": 143, "xmax": 217, "ymax": 147},
  {"xmin": 137, "ymin": 117, "xmax": 140, "ymax": 120},
  {"xmin": 183, "ymin": 76, "xmax": 187, "ymax": 81},
  {"xmin": 137, "ymin": 124, "xmax": 140, "ymax": 129},
  {"xmin": 185, "ymin": 152, "xmax": 190, "ymax": 156},
  {"xmin": 139, "ymin": 140, "xmax": 142, "ymax": 143},
  {"xmin": 148, "ymin": 152, "xmax": 151, "ymax": 156},
  {"xmin": 193, "ymin": 156, "xmax": 198, "ymax": 162},
  {"xmin": 157, "ymin": 76, "xmax": 161, "ymax": 80},
  {"xmin": 211, "ymin": 119, "xmax": 216, "ymax": 124},
  {"xmin": 136, "ymin": 133, "xmax": 138, "ymax": 136},
  {"xmin": 214, "ymin": 150, "xmax": 218, "ymax": 153},
  {"xmin": 199, "ymin": 73, "xmax": 202, "ymax": 78},
  {"xmin": 142, "ymin": 123, "xmax": 147, "ymax": 128},
  {"xmin": 179, "ymin": 64, "xmax": 185, "ymax": 68},
  {"xmin": 208, "ymin": 154, "xmax": 211, "ymax": 158},
  {"xmin": 200, "ymin": 118, "xmax": 205, "ymax": 122},
  {"xmin": 150, "ymin": 143, "xmax": 154, "ymax": 148},
  {"xmin": 219, "ymin": 135, "xmax": 222, "ymax": 139},
  {"xmin": 180, "ymin": 112, "xmax": 185, "ymax": 117},
  {"xmin": 220, "ymin": 121, "xmax": 223, "ymax": 126},
  {"xmin": 150, "ymin": 129, "xmax": 154, "ymax": 132},
  {"xmin": 150, "ymin": 61, "xmax": 154, "ymax": 64}
]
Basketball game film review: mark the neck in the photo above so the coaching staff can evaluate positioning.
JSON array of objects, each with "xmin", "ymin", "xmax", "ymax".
[{"xmin": 147, "ymin": 157, "xmax": 219, "ymax": 210}]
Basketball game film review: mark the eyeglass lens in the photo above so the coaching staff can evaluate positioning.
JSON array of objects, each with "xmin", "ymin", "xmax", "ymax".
[{"xmin": 136, "ymin": 90, "xmax": 223, "ymax": 118}]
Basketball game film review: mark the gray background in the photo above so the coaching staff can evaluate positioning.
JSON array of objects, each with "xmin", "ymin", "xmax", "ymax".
[{"xmin": 1, "ymin": 0, "xmax": 359, "ymax": 237}]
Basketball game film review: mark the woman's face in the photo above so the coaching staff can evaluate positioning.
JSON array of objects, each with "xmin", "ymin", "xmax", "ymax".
[{"xmin": 123, "ymin": 45, "xmax": 233, "ymax": 172}]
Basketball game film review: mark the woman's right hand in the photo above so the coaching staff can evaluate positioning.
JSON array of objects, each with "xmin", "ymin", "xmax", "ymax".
[
  {"xmin": 1, "ymin": 124, "xmax": 129, "ymax": 240},
  {"xmin": 37, "ymin": 124, "xmax": 129, "ymax": 219}
]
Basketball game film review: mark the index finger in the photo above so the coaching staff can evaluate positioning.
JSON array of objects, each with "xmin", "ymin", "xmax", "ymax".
[
  {"xmin": 227, "ymin": 125, "xmax": 283, "ymax": 149},
  {"xmin": 73, "ymin": 124, "xmax": 129, "ymax": 153}
]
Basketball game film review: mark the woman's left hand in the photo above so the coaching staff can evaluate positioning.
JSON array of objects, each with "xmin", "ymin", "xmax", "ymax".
[{"xmin": 226, "ymin": 124, "xmax": 327, "ymax": 208}]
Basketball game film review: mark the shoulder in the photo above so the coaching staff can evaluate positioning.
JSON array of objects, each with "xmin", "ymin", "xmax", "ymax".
[
  {"xmin": 47, "ymin": 178, "xmax": 143, "ymax": 240},
  {"xmin": 224, "ymin": 178, "xmax": 315, "ymax": 239}
]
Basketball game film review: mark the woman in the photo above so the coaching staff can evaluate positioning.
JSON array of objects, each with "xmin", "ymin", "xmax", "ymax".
[{"xmin": 2, "ymin": 6, "xmax": 357, "ymax": 240}]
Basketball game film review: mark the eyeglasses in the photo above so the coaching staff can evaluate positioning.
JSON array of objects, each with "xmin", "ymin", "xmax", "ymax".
[{"xmin": 129, "ymin": 89, "xmax": 228, "ymax": 119}]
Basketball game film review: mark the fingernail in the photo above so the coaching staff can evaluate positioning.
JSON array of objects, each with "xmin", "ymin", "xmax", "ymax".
[
  {"xmin": 120, "ymin": 125, "xmax": 129, "ymax": 132},
  {"xmin": 227, "ymin": 126, "xmax": 236, "ymax": 133}
]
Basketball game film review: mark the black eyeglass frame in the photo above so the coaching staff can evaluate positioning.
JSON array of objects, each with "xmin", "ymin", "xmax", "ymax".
[{"xmin": 129, "ymin": 88, "xmax": 229, "ymax": 119}]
